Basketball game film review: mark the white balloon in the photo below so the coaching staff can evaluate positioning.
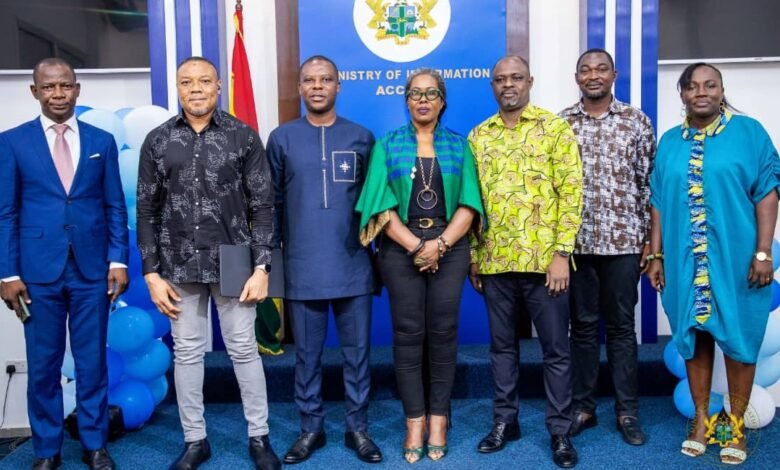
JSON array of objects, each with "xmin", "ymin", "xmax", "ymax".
[
  {"xmin": 118, "ymin": 148, "xmax": 140, "ymax": 199},
  {"xmin": 711, "ymin": 345, "xmax": 729, "ymax": 395},
  {"xmin": 758, "ymin": 310, "xmax": 780, "ymax": 358},
  {"xmin": 123, "ymin": 105, "xmax": 174, "ymax": 149},
  {"xmin": 723, "ymin": 384, "xmax": 777, "ymax": 429},
  {"xmin": 79, "ymin": 108, "xmax": 127, "ymax": 150}
]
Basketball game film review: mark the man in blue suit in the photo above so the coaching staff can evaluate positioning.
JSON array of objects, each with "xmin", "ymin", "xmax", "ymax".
[{"xmin": 0, "ymin": 58, "xmax": 129, "ymax": 470}]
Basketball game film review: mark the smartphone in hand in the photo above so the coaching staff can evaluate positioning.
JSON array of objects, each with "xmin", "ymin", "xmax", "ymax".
[{"xmin": 17, "ymin": 295, "xmax": 30, "ymax": 323}]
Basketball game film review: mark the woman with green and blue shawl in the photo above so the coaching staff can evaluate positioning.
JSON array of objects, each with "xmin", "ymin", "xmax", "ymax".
[
  {"xmin": 647, "ymin": 63, "xmax": 779, "ymax": 465},
  {"xmin": 355, "ymin": 69, "xmax": 484, "ymax": 463}
]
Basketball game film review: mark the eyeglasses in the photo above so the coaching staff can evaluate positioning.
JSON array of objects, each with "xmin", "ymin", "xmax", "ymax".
[{"xmin": 407, "ymin": 88, "xmax": 443, "ymax": 101}]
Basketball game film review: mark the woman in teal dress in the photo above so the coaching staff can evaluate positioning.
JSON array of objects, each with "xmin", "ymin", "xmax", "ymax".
[{"xmin": 647, "ymin": 63, "xmax": 779, "ymax": 465}]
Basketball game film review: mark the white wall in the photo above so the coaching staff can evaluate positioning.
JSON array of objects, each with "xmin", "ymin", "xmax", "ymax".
[{"xmin": 529, "ymin": 0, "xmax": 582, "ymax": 113}]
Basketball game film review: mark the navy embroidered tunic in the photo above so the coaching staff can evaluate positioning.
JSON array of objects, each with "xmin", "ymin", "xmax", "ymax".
[{"xmin": 267, "ymin": 117, "xmax": 375, "ymax": 300}]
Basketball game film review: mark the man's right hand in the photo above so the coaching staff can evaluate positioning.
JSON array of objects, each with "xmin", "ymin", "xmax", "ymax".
[
  {"xmin": 469, "ymin": 263, "xmax": 483, "ymax": 293},
  {"xmin": 0, "ymin": 279, "xmax": 30, "ymax": 320},
  {"xmin": 144, "ymin": 273, "xmax": 182, "ymax": 320}
]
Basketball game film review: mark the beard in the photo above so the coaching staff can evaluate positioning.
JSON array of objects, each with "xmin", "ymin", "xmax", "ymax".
[{"xmin": 583, "ymin": 89, "xmax": 609, "ymax": 100}]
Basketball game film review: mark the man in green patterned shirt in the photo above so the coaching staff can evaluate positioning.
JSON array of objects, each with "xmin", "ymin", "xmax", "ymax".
[{"xmin": 468, "ymin": 56, "xmax": 582, "ymax": 469}]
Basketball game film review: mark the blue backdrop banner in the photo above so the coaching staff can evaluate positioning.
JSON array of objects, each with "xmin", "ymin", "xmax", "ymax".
[{"xmin": 299, "ymin": 0, "xmax": 506, "ymax": 345}]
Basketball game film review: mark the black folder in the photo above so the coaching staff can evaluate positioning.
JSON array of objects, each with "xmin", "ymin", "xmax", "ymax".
[
  {"xmin": 219, "ymin": 245, "xmax": 253, "ymax": 298},
  {"xmin": 219, "ymin": 245, "xmax": 285, "ymax": 299}
]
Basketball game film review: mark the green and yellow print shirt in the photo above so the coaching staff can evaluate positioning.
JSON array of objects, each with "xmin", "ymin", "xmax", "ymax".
[{"xmin": 468, "ymin": 104, "xmax": 583, "ymax": 274}]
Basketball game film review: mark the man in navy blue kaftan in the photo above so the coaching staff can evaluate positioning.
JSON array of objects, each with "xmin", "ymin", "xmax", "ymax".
[{"xmin": 266, "ymin": 56, "xmax": 382, "ymax": 465}]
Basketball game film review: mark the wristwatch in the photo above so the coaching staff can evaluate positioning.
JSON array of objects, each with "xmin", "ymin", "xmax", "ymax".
[
  {"xmin": 556, "ymin": 251, "xmax": 571, "ymax": 258},
  {"xmin": 755, "ymin": 251, "xmax": 772, "ymax": 262},
  {"xmin": 256, "ymin": 264, "xmax": 272, "ymax": 274}
]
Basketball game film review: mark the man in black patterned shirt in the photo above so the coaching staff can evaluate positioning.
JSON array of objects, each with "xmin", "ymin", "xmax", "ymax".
[
  {"xmin": 559, "ymin": 49, "xmax": 655, "ymax": 447},
  {"xmin": 137, "ymin": 57, "xmax": 280, "ymax": 470}
]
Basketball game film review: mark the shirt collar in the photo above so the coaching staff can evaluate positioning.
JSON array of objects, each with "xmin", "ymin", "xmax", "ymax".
[
  {"xmin": 681, "ymin": 109, "xmax": 732, "ymax": 140},
  {"xmin": 175, "ymin": 109, "xmax": 223, "ymax": 129},
  {"xmin": 40, "ymin": 114, "xmax": 79, "ymax": 135},
  {"xmin": 564, "ymin": 97, "xmax": 624, "ymax": 119},
  {"xmin": 487, "ymin": 103, "xmax": 543, "ymax": 129}
]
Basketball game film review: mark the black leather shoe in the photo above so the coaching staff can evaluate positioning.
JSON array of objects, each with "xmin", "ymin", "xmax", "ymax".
[
  {"xmin": 345, "ymin": 431, "xmax": 383, "ymax": 463},
  {"xmin": 249, "ymin": 435, "xmax": 281, "ymax": 470},
  {"xmin": 169, "ymin": 439, "xmax": 212, "ymax": 470},
  {"xmin": 569, "ymin": 412, "xmax": 598, "ymax": 436},
  {"xmin": 617, "ymin": 416, "xmax": 646, "ymax": 446},
  {"xmin": 81, "ymin": 448, "xmax": 115, "ymax": 470},
  {"xmin": 32, "ymin": 455, "xmax": 61, "ymax": 470},
  {"xmin": 551, "ymin": 434, "xmax": 578, "ymax": 468},
  {"xmin": 283, "ymin": 432, "xmax": 326, "ymax": 464},
  {"xmin": 477, "ymin": 422, "xmax": 520, "ymax": 453}
]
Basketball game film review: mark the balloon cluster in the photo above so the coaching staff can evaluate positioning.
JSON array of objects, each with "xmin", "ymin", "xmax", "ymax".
[
  {"xmin": 62, "ymin": 105, "xmax": 176, "ymax": 431},
  {"xmin": 664, "ymin": 239, "xmax": 780, "ymax": 428}
]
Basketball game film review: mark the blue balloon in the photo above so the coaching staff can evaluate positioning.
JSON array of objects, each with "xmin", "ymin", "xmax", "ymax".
[
  {"xmin": 755, "ymin": 352, "xmax": 780, "ymax": 388},
  {"xmin": 674, "ymin": 379, "xmax": 696, "ymax": 418},
  {"xmin": 123, "ymin": 340, "xmax": 171, "ymax": 382},
  {"xmin": 147, "ymin": 309, "xmax": 171, "ymax": 338},
  {"xmin": 61, "ymin": 350, "xmax": 76, "ymax": 380},
  {"xmin": 63, "ymin": 381, "xmax": 77, "ymax": 418},
  {"xmin": 759, "ymin": 312, "xmax": 780, "ymax": 357},
  {"xmin": 674, "ymin": 379, "xmax": 723, "ymax": 418},
  {"xmin": 74, "ymin": 105, "xmax": 92, "ymax": 117},
  {"xmin": 108, "ymin": 380, "xmax": 155, "ymax": 429},
  {"xmin": 126, "ymin": 201, "xmax": 137, "ymax": 230},
  {"xmin": 107, "ymin": 347, "xmax": 124, "ymax": 390},
  {"xmin": 122, "ymin": 275, "xmax": 155, "ymax": 310},
  {"xmin": 146, "ymin": 375, "xmax": 169, "ymax": 405},
  {"xmin": 772, "ymin": 280, "xmax": 780, "ymax": 311},
  {"xmin": 108, "ymin": 307, "xmax": 154, "ymax": 354},
  {"xmin": 709, "ymin": 392, "xmax": 724, "ymax": 415},
  {"xmin": 663, "ymin": 341, "xmax": 687, "ymax": 379},
  {"xmin": 772, "ymin": 239, "xmax": 780, "ymax": 272}
]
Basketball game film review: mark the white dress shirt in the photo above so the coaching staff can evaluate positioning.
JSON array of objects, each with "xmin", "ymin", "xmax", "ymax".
[{"xmin": 1, "ymin": 115, "xmax": 126, "ymax": 283}]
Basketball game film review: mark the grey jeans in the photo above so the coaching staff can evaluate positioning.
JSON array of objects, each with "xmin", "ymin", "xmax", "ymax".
[{"xmin": 170, "ymin": 283, "xmax": 269, "ymax": 442}]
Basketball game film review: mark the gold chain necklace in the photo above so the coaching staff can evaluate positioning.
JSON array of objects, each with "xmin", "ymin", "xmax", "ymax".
[{"xmin": 416, "ymin": 156, "xmax": 438, "ymax": 210}]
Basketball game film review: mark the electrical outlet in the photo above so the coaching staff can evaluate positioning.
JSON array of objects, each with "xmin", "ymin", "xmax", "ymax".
[{"xmin": 6, "ymin": 360, "xmax": 27, "ymax": 374}]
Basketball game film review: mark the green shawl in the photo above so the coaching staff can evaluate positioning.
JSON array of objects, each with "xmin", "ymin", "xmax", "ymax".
[{"xmin": 355, "ymin": 123, "xmax": 484, "ymax": 245}]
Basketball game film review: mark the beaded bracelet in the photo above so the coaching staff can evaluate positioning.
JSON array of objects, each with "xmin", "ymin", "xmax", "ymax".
[
  {"xmin": 438, "ymin": 235, "xmax": 452, "ymax": 250},
  {"xmin": 646, "ymin": 253, "xmax": 664, "ymax": 261}
]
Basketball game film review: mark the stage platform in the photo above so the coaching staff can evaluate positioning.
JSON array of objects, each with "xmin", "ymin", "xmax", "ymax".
[
  {"xmin": 6, "ymin": 336, "xmax": 780, "ymax": 469},
  {"xmin": 203, "ymin": 336, "xmax": 680, "ymax": 404}
]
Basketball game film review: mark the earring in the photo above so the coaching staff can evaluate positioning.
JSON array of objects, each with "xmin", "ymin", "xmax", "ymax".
[
  {"xmin": 680, "ymin": 105, "xmax": 687, "ymax": 118},
  {"xmin": 719, "ymin": 101, "xmax": 725, "ymax": 112}
]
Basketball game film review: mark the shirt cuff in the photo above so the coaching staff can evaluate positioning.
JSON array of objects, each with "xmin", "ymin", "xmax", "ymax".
[
  {"xmin": 109, "ymin": 262, "xmax": 128, "ymax": 270},
  {"xmin": 1, "ymin": 276, "xmax": 21, "ymax": 283}
]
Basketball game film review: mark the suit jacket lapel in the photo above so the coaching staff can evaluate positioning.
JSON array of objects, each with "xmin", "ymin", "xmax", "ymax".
[
  {"xmin": 70, "ymin": 121, "xmax": 90, "ymax": 193},
  {"xmin": 28, "ymin": 120, "xmax": 68, "ymax": 196}
]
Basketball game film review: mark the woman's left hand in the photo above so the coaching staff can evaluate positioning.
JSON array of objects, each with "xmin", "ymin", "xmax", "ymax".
[
  {"xmin": 748, "ymin": 257, "xmax": 774, "ymax": 288},
  {"xmin": 414, "ymin": 240, "xmax": 440, "ymax": 272}
]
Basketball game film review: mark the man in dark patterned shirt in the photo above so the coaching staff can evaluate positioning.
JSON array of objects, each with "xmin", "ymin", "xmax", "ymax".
[
  {"xmin": 136, "ymin": 57, "xmax": 280, "ymax": 470},
  {"xmin": 560, "ymin": 49, "xmax": 655, "ymax": 446}
]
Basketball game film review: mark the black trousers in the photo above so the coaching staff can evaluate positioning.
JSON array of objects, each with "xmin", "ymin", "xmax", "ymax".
[
  {"xmin": 569, "ymin": 254, "xmax": 641, "ymax": 417},
  {"xmin": 482, "ymin": 273, "xmax": 573, "ymax": 435},
  {"xmin": 378, "ymin": 225, "xmax": 469, "ymax": 418}
]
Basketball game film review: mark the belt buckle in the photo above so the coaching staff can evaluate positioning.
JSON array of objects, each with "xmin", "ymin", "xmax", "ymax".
[{"xmin": 418, "ymin": 218, "xmax": 434, "ymax": 229}]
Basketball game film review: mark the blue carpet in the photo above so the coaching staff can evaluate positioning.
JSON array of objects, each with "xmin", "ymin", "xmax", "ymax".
[{"xmin": 1, "ymin": 397, "xmax": 778, "ymax": 469}]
